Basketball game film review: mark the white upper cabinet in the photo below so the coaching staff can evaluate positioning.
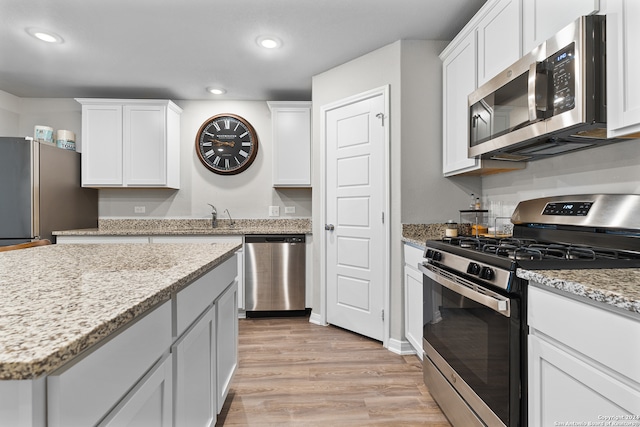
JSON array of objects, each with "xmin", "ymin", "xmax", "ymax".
[
  {"xmin": 441, "ymin": 0, "xmax": 525, "ymax": 176},
  {"xmin": 442, "ymin": 31, "xmax": 479, "ymax": 176},
  {"xmin": 477, "ymin": 0, "xmax": 522, "ymax": 87},
  {"xmin": 77, "ymin": 99, "xmax": 182, "ymax": 189},
  {"xmin": 522, "ymin": 0, "xmax": 600, "ymax": 53},
  {"xmin": 606, "ymin": 0, "xmax": 640, "ymax": 137},
  {"xmin": 267, "ymin": 101, "xmax": 311, "ymax": 187}
]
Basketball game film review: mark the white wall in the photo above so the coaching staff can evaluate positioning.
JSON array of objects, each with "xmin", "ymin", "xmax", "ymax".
[
  {"xmin": 400, "ymin": 41, "xmax": 482, "ymax": 223},
  {"xmin": 98, "ymin": 100, "xmax": 312, "ymax": 219},
  {"xmin": 18, "ymin": 98, "xmax": 82, "ymax": 149},
  {"xmin": 482, "ymin": 139, "xmax": 640, "ymax": 213},
  {"xmin": 312, "ymin": 40, "xmax": 481, "ymax": 345},
  {"xmin": 0, "ymin": 90, "xmax": 20, "ymax": 136},
  {"xmin": 0, "ymin": 93, "xmax": 312, "ymax": 220}
]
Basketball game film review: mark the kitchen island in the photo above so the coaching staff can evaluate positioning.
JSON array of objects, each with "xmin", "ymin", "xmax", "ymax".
[{"xmin": 0, "ymin": 242, "xmax": 241, "ymax": 426}]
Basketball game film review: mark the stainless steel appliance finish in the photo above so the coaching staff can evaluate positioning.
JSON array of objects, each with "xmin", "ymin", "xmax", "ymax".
[
  {"xmin": 421, "ymin": 193, "xmax": 640, "ymax": 427},
  {"xmin": 245, "ymin": 234, "xmax": 306, "ymax": 313},
  {"xmin": 420, "ymin": 260, "xmax": 523, "ymax": 427},
  {"xmin": 511, "ymin": 193, "xmax": 640, "ymax": 229},
  {"xmin": 0, "ymin": 137, "xmax": 98, "ymax": 246},
  {"xmin": 468, "ymin": 15, "xmax": 621, "ymax": 162}
]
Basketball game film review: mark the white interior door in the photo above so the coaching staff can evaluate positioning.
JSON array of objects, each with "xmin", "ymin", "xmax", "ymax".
[{"xmin": 323, "ymin": 89, "xmax": 387, "ymax": 342}]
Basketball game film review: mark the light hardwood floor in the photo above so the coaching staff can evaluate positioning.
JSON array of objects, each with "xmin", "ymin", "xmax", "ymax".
[{"xmin": 216, "ymin": 316, "xmax": 452, "ymax": 426}]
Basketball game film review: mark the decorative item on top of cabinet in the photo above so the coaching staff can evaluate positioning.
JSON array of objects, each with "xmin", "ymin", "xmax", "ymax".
[
  {"xmin": 76, "ymin": 99, "xmax": 182, "ymax": 189},
  {"xmin": 267, "ymin": 101, "xmax": 311, "ymax": 187},
  {"xmin": 522, "ymin": 0, "xmax": 600, "ymax": 53},
  {"xmin": 606, "ymin": 0, "xmax": 640, "ymax": 138},
  {"xmin": 440, "ymin": 1, "xmax": 525, "ymax": 177}
]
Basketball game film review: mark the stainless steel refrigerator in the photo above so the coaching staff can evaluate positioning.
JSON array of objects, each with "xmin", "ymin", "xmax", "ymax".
[{"xmin": 0, "ymin": 137, "xmax": 98, "ymax": 246}]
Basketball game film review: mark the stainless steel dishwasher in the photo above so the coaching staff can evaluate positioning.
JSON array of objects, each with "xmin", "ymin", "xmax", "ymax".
[{"xmin": 244, "ymin": 234, "xmax": 306, "ymax": 316}]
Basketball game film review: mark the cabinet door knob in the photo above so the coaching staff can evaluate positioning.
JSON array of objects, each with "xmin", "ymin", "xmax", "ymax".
[{"xmin": 325, "ymin": 224, "xmax": 335, "ymax": 231}]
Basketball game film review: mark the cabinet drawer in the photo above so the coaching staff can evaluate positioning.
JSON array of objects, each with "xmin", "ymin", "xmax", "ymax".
[
  {"xmin": 48, "ymin": 301, "xmax": 172, "ymax": 427},
  {"xmin": 403, "ymin": 243, "xmax": 425, "ymax": 271},
  {"xmin": 528, "ymin": 285, "xmax": 640, "ymax": 383},
  {"xmin": 175, "ymin": 256, "xmax": 237, "ymax": 337}
]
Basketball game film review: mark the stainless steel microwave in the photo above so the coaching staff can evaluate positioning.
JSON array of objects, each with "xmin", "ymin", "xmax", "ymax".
[{"xmin": 468, "ymin": 15, "xmax": 619, "ymax": 161}]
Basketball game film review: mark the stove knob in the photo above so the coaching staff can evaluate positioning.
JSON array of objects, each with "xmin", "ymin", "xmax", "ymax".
[
  {"xmin": 425, "ymin": 249, "xmax": 434, "ymax": 259},
  {"xmin": 466, "ymin": 262, "xmax": 481, "ymax": 275},
  {"xmin": 432, "ymin": 251, "xmax": 443, "ymax": 262},
  {"xmin": 480, "ymin": 266, "xmax": 495, "ymax": 280}
]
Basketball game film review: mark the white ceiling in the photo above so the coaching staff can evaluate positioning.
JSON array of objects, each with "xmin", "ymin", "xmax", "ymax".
[{"xmin": 0, "ymin": 0, "xmax": 486, "ymax": 101}]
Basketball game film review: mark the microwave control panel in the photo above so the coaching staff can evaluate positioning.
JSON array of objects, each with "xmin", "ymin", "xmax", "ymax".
[{"xmin": 548, "ymin": 43, "xmax": 576, "ymax": 115}]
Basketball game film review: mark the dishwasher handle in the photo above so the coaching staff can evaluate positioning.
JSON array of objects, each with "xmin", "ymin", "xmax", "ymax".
[{"xmin": 244, "ymin": 234, "xmax": 306, "ymax": 244}]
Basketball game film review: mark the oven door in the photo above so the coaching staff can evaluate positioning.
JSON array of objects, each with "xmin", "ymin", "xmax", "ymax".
[{"xmin": 419, "ymin": 262, "xmax": 522, "ymax": 427}]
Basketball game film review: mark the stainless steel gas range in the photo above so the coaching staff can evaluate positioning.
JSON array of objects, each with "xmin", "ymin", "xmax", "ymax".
[{"xmin": 419, "ymin": 194, "xmax": 640, "ymax": 427}]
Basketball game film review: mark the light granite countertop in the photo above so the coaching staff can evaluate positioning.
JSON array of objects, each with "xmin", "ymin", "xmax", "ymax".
[
  {"xmin": 401, "ymin": 223, "xmax": 446, "ymax": 247},
  {"xmin": 518, "ymin": 268, "xmax": 640, "ymax": 315},
  {"xmin": 0, "ymin": 242, "xmax": 241, "ymax": 380},
  {"xmin": 54, "ymin": 218, "xmax": 311, "ymax": 236}
]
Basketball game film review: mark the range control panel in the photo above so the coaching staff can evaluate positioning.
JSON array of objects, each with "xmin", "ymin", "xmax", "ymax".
[{"xmin": 542, "ymin": 201, "xmax": 593, "ymax": 216}]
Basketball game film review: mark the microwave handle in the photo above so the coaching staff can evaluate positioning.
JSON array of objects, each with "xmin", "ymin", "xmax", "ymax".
[{"xmin": 527, "ymin": 62, "xmax": 539, "ymax": 122}]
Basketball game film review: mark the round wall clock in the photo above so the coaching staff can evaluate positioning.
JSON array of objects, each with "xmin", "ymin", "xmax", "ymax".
[{"xmin": 195, "ymin": 113, "xmax": 259, "ymax": 175}]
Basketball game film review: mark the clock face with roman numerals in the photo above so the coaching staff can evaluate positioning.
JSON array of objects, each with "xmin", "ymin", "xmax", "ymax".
[{"xmin": 195, "ymin": 114, "xmax": 259, "ymax": 175}]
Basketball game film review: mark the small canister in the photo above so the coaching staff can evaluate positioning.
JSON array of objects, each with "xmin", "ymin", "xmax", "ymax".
[
  {"xmin": 34, "ymin": 125, "xmax": 54, "ymax": 144},
  {"xmin": 56, "ymin": 130, "xmax": 76, "ymax": 151},
  {"xmin": 445, "ymin": 220, "xmax": 458, "ymax": 238}
]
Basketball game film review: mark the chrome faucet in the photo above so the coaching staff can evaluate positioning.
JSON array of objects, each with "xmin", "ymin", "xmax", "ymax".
[
  {"xmin": 224, "ymin": 209, "xmax": 235, "ymax": 226},
  {"xmin": 207, "ymin": 204, "xmax": 218, "ymax": 228}
]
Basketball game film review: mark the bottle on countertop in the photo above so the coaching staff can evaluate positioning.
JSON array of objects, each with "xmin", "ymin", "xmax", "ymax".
[
  {"xmin": 475, "ymin": 197, "xmax": 481, "ymax": 210},
  {"xmin": 470, "ymin": 193, "xmax": 475, "ymax": 209}
]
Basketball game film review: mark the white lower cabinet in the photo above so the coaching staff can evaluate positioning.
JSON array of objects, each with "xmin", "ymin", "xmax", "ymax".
[
  {"xmin": 48, "ymin": 301, "xmax": 173, "ymax": 427},
  {"xmin": 98, "ymin": 353, "xmax": 173, "ymax": 427},
  {"xmin": 56, "ymin": 235, "xmax": 151, "ymax": 244},
  {"xmin": 215, "ymin": 282, "xmax": 238, "ymax": 413},
  {"xmin": 528, "ymin": 284, "xmax": 640, "ymax": 426},
  {"xmin": 173, "ymin": 306, "xmax": 217, "ymax": 427},
  {"xmin": 403, "ymin": 243, "xmax": 425, "ymax": 357}
]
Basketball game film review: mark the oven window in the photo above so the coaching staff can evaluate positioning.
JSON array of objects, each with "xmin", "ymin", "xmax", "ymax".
[{"xmin": 424, "ymin": 281, "xmax": 515, "ymax": 425}]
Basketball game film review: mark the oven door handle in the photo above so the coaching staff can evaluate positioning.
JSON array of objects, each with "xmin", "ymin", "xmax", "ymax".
[{"xmin": 419, "ymin": 263, "xmax": 511, "ymax": 317}]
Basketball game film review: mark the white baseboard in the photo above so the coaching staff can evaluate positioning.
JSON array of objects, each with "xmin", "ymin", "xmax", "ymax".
[
  {"xmin": 387, "ymin": 338, "xmax": 417, "ymax": 356},
  {"xmin": 308, "ymin": 312, "xmax": 325, "ymax": 326}
]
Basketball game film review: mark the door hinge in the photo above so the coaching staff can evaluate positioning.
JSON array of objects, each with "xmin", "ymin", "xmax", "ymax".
[
  {"xmin": 381, "ymin": 212, "xmax": 384, "ymax": 224},
  {"xmin": 381, "ymin": 309, "xmax": 384, "ymax": 321}
]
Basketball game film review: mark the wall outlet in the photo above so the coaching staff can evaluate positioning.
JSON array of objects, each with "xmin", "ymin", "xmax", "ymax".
[
  {"xmin": 134, "ymin": 206, "xmax": 146, "ymax": 214},
  {"xmin": 284, "ymin": 206, "xmax": 295, "ymax": 214},
  {"xmin": 269, "ymin": 206, "xmax": 280, "ymax": 217}
]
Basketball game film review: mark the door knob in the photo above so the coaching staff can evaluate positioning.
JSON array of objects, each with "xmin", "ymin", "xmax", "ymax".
[{"xmin": 325, "ymin": 224, "xmax": 335, "ymax": 231}]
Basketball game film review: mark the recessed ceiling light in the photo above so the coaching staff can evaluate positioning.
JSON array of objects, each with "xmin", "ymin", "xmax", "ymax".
[
  {"xmin": 26, "ymin": 28, "xmax": 64, "ymax": 44},
  {"xmin": 207, "ymin": 87, "xmax": 226, "ymax": 95},
  {"xmin": 257, "ymin": 36, "xmax": 282, "ymax": 49}
]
